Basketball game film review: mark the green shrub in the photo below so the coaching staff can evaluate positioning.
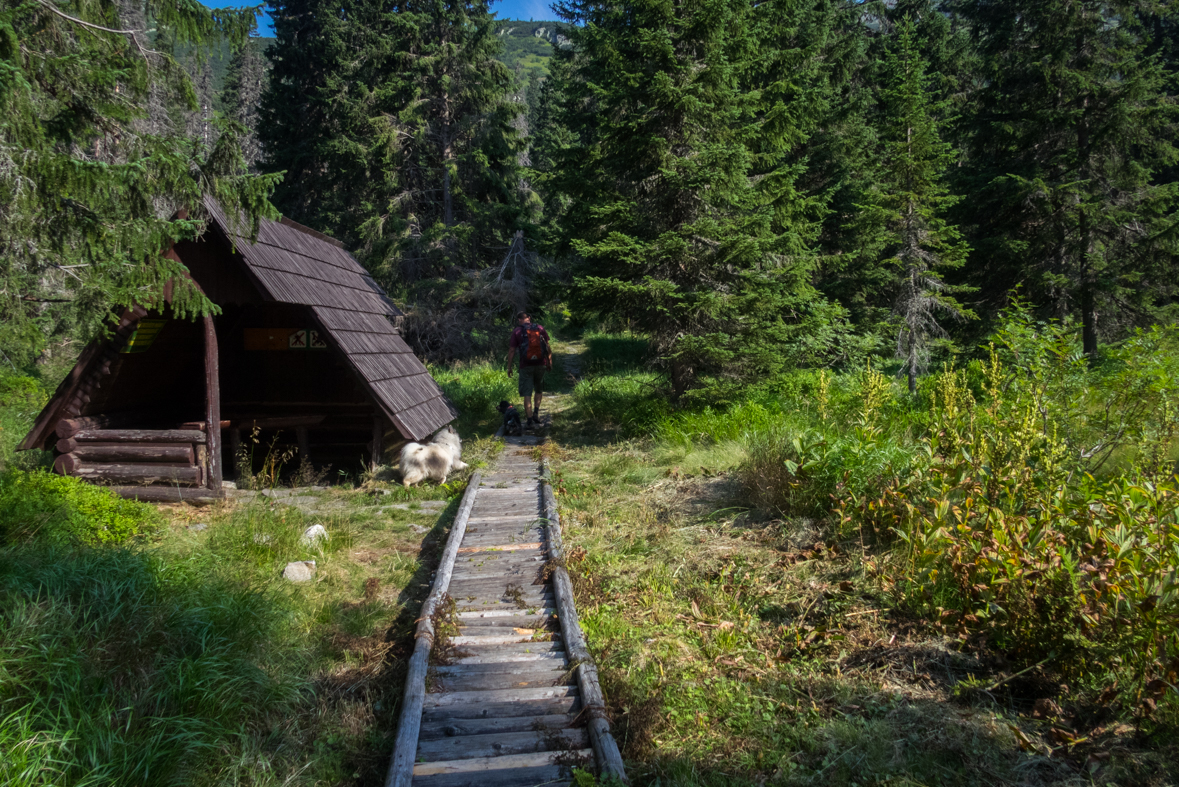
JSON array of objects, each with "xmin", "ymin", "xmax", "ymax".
[
  {"xmin": 0, "ymin": 544, "xmax": 307, "ymax": 786},
  {"xmin": 0, "ymin": 470, "xmax": 161, "ymax": 546},
  {"xmin": 834, "ymin": 317, "xmax": 1179, "ymax": 696}
]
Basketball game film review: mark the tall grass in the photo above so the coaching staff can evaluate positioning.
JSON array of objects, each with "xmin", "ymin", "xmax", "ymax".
[
  {"xmin": 431, "ymin": 358, "xmax": 517, "ymax": 435},
  {"xmin": 0, "ymin": 544, "xmax": 308, "ymax": 786}
]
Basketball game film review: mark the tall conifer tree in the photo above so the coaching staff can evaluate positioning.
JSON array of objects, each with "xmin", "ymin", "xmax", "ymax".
[
  {"xmin": 866, "ymin": 20, "xmax": 972, "ymax": 392},
  {"xmin": 0, "ymin": 0, "xmax": 276, "ymax": 355},
  {"xmin": 552, "ymin": 0, "xmax": 855, "ymax": 397},
  {"xmin": 960, "ymin": 0, "xmax": 1179, "ymax": 354},
  {"xmin": 379, "ymin": 0, "xmax": 525, "ymax": 280},
  {"xmin": 259, "ymin": 0, "xmax": 396, "ymax": 243}
]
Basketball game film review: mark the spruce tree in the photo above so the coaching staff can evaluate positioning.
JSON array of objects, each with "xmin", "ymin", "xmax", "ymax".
[
  {"xmin": 0, "ymin": 0, "xmax": 277, "ymax": 359},
  {"xmin": 551, "ymin": 0, "xmax": 857, "ymax": 398},
  {"xmin": 960, "ymin": 0, "xmax": 1179, "ymax": 355},
  {"xmin": 381, "ymin": 0, "xmax": 525, "ymax": 280},
  {"xmin": 867, "ymin": 20, "xmax": 973, "ymax": 392},
  {"xmin": 259, "ymin": 0, "xmax": 397, "ymax": 243},
  {"xmin": 221, "ymin": 39, "xmax": 267, "ymax": 170}
]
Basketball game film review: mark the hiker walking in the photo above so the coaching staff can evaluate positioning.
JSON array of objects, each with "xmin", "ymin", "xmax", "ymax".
[{"xmin": 506, "ymin": 311, "xmax": 552, "ymax": 428}]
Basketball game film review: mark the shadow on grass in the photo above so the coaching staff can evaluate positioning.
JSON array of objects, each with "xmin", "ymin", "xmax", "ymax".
[{"xmin": 334, "ymin": 492, "xmax": 464, "ymax": 786}]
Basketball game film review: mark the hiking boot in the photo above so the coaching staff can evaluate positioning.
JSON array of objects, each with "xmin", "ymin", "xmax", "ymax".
[{"xmin": 527, "ymin": 415, "xmax": 540, "ymax": 428}]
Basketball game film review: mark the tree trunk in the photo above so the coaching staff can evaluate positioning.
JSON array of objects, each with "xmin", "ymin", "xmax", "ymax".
[{"xmin": 907, "ymin": 330, "xmax": 917, "ymax": 395}]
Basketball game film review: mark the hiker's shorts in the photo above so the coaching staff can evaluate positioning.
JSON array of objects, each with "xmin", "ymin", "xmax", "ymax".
[{"xmin": 518, "ymin": 365, "xmax": 546, "ymax": 397}]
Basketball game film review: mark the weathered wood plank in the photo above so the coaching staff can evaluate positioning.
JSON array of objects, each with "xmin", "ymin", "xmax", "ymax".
[
  {"xmin": 455, "ymin": 607, "xmax": 556, "ymax": 620},
  {"xmin": 71, "ymin": 428, "xmax": 207, "ymax": 443},
  {"xmin": 112, "ymin": 486, "xmax": 224, "ymax": 504},
  {"xmin": 453, "ymin": 613, "xmax": 555, "ymax": 629},
  {"xmin": 410, "ymin": 764, "xmax": 569, "ymax": 787},
  {"xmin": 449, "ymin": 633, "xmax": 553, "ymax": 647},
  {"xmin": 59, "ymin": 441, "xmax": 196, "ymax": 463},
  {"xmin": 416, "ymin": 728, "xmax": 588, "ymax": 762},
  {"xmin": 452, "ymin": 595, "xmax": 555, "ymax": 612},
  {"xmin": 429, "ymin": 669, "xmax": 573, "ymax": 693},
  {"xmin": 429, "ymin": 660, "xmax": 567, "ymax": 677},
  {"xmin": 412, "ymin": 749, "xmax": 592, "ymax": 777},
  {"xmin": 456, "ymin": 542, "xmax": 543, "ymax": 554},
  {"xmin": 418, "ymin": 713, "xmax": 578, "ymax": 741},
  {"xmin": 57, "ymin": 459, "xmax": 202, "ymax": 485},
  {"xmin": 422, "ymin": 686, "xmax": 577, "ymax": 709},
  {"xmin": 421, "ymin": 695, "xmax": 579, "ymax": 723},
  {"xmin": 446, "ymin": 642, "xmax": 566, "ymax": 662}
]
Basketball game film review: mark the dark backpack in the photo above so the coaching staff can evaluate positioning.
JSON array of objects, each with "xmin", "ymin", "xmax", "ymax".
[{"xmin": 521, "ymin": 323, "xmax": 549, "ymax": 366}]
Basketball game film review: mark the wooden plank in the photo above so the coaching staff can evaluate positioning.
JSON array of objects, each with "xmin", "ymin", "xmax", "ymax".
[
  {"xmin": 385, "ymin": 471, "xmax": 482, "ymax": 787},
  {"xmin": 112, "ymin": 486, "xmax": 225, "ymax": 503},
  {"xmin": 447, "ymin": 575, "xmax": 549, "ymax": 590},
  {"xmin": 418, "ymin": 713, "xmax": 578, "ymax": 741},
  {"xmin": 449, "ymin": 633, "xmax": 551, "ymax": 647},
  {"xmin": 58, "ymin": 442, "xmax": 196, "ymax": 463},
  {"xmin": 429, "ymin": 670, "xmax": 573, "ymax": 693},
  {"xmin": 422, "ymin": 686, "xmax": 576, "ymax": 709},
  {"xmin": 409, "ymin": 764, "xmax": 569, "ymax": 787},
  {"xmin": 429, "ymin": 659, "xmax": 567, "ymax": 677},
  {"xmin": 456, "ymin": 542, "xmax": 543, "ymax": 554},
  {"xmin": 412, "ymin": 749, "xmax": 592, "ymax": 777},
  {"xmin": 72, "ymin": 429, "xmax": 206, "ymax": 443},
  {"xmin": 455, "ymin": 607, "xmax": 556, "ymax": 620},
  {"xmin": 58, "ymin": 460, "xmax": 202, "ymax": 485},
  {"xmin": 416, "ymin": 729, "xmax": 588, "ymax": 762},
  {"xmin": 456, "ymin": 620, "xmax": 557, "ymax": 636},
  {"xmin": 421, "ymin": 697, "xmax": 580, "ymax": 726},
  {"xmin": 447, "ymin": 640, "xmax": 565, "ymax": 660}
]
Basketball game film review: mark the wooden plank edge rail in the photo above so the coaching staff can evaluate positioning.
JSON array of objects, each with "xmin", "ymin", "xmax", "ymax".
[
  {"xmin": 385, "ymin": 470, "xmax": 483, "ymax": 787},
  {"xmin": 541, "ymin": 459, "xmax": 629, "ymax": 784}
]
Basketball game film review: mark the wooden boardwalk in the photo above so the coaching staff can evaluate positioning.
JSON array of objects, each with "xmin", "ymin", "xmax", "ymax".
[{"xmin": 385, "ymin": 434, "xmax": 627, "ymax": 787}]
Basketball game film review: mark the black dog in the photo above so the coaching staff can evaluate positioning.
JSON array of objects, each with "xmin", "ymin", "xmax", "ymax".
[{"xmin": 496, "ymin": 400, "xmax": 523, "ymax": 436}]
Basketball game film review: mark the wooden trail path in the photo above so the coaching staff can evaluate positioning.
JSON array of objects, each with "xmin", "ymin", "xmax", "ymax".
[{"xmin": 385, "ymin": 432, "xmax": 627, "ymax": 787}]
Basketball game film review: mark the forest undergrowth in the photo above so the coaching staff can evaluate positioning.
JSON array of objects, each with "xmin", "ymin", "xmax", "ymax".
[{"xmin": 544, "ymin": 312, "xmax": 1179, "ymax": 786}]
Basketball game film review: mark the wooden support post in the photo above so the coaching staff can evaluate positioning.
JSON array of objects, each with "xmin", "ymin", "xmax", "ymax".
[
  {"xmin": 371, "ymin": 415, "xmax": 384, "ymax": 471},
  {"xmin": 204, "ymin": 314, "xmax": 222, "ymax": 492}
]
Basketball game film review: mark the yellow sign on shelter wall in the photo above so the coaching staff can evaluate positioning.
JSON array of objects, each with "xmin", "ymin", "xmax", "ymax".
[
  {"xmin": 244, "ymin": 328, "xmax": 328, "ymax": 351},
  {"xmin": 121, "ymin": 319, "xmax": 168, "ymax": 353}
]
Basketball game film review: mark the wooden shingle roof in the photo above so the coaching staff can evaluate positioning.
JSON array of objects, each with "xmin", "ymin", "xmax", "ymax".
[{"xmin": 205, "ymin": 200, "xmax": 457, "ymax": 442}]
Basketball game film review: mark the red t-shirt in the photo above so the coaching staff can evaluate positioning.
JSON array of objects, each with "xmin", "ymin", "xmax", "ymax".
[{"xmin": 510, "ymin": 323, "xmax": 550, "ymax": 366}]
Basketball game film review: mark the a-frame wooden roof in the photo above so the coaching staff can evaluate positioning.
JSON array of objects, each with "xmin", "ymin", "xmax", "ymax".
[{"xmin": 203, "ymin": 200, "xmax": 458, "ymax": 441}]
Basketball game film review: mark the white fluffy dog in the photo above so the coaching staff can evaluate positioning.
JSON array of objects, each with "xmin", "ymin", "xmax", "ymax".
[{"xmin": 399, "ymin": 425, "xmax": 468, "ymax": 487}]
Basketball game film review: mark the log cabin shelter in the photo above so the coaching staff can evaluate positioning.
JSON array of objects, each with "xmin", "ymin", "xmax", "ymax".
[{"xmin": 19, "ymin": 200, "xmax": 459, "ymax": 502}]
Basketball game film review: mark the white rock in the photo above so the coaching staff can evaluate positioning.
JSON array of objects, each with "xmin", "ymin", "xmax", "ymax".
[
  {"xmin": 188, "ymin": 522, "xmax": 208, "ymax": 532},
  {"xmin": 282, "ymin": 560, "xmax": 316, "ymax": 583},
  {"xmin": 299, "ymin": 524, "xmax": 329, "ymax": 547},
  {"xmin": 222, "ymin": 480, "xmax": 238, "ymax": 490},
  {"xmin": 253, "ymin": 533, "xmax": 272, "ymax": 545}
]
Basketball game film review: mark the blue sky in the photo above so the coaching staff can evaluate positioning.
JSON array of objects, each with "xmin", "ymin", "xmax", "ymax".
[{"xmin": 200, "ymin": 0, "xmax": 557, "ymax": 38}]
